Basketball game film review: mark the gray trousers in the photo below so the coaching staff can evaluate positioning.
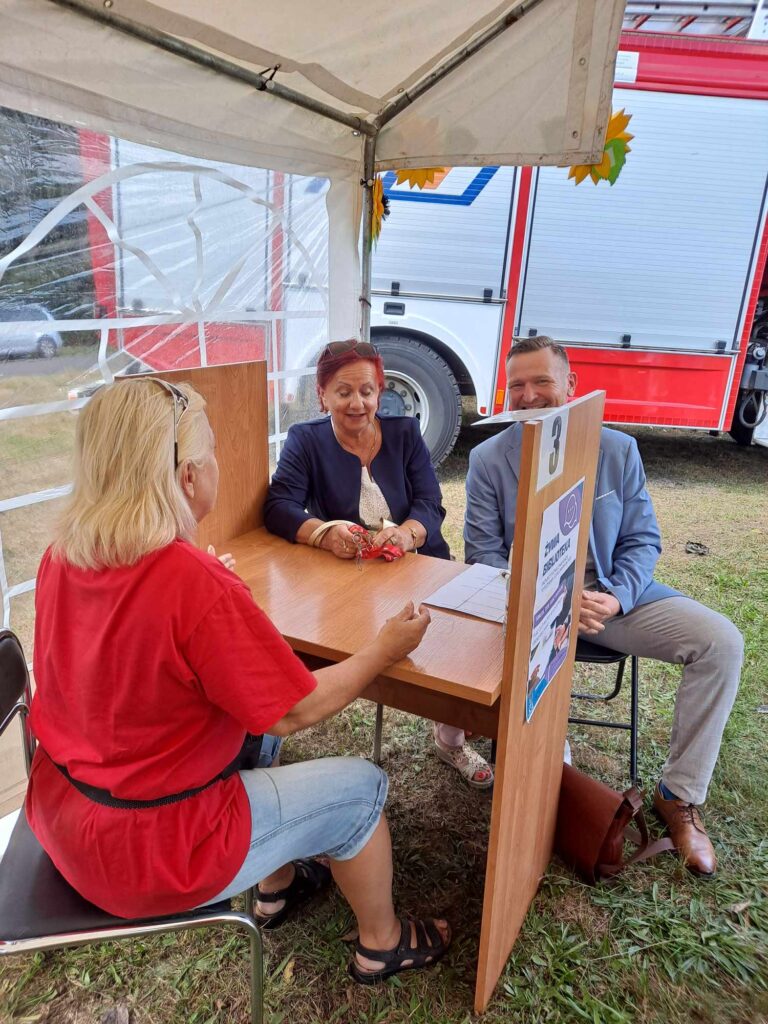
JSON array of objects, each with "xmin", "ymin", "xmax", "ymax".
[{"xmin": 588, "ymin": 596, "xmax": 743, "ymax": 805}]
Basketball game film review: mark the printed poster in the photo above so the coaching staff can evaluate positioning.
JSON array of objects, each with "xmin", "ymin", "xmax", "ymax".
[{"xmin": 526, "ymin": 478, "xmax": 584, "ymax": 722}]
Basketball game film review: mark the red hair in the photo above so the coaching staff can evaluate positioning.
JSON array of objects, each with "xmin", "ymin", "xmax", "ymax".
[{"xmin": 315, "ymin": 340, "xmax": 385, "ymax": 397}]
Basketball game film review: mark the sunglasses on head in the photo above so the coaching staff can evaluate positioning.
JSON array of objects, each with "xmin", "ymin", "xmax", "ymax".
[
  {"xmin": 148, "ymin": 379, "xmax": 189, "ymax": 469},
  {"xmin": 321, "ymin": 339, "xmax": 379, "ymax": 359},
  {"xmin": 101, "ymin": 376, "xmax": 190, "ymax": 469}
]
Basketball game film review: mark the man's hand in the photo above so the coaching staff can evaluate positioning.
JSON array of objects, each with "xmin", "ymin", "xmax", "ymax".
[{"xmin": 578, "ymin": 590, "xmax": 621, "ymax": 635}]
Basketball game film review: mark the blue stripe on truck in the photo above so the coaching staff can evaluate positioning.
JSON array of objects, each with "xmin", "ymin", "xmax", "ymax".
[{"xmin": 382, "ymin": 166, "xmax": 499, "ymax": 205}]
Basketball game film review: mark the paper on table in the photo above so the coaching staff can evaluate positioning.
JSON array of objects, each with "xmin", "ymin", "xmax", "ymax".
[{"xmin": 423, "ymin": 563, "xmax": 508, "ymax": 623}]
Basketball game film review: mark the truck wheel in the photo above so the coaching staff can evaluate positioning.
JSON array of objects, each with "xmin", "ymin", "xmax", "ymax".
[
  {"xmin": 728, "ymin": 390, "xmax": 759, "ymax": 447},
  {"xmin": 374, "ymin": 334, "xmax": 461, "ymax": 464}
]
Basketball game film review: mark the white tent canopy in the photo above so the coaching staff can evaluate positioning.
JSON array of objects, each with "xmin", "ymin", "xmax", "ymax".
[
  {"xmin": 0, "ymin": 0, "xmax": 625, "ymax": 333},
  {"xmin": 1, "ymin": 0, "xmax": 625, "ymax": 174}
]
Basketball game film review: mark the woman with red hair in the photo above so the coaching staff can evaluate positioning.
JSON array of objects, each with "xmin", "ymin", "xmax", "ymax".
[
  {"xmin": 264, "ymin": 339, "xmax": 494, "ymax": 788},
  {"xmin": 265, "ymin": 339, "xmax": 449, "ymax": 559}
]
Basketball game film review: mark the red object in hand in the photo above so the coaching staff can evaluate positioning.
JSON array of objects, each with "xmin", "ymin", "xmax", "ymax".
[{"xmin": 349, "ymin": 524, "xmax": 404, "ymax": 562}]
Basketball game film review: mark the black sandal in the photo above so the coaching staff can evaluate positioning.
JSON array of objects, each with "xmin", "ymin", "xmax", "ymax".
[
  {"xmin": 254, "ymin": 858, "xmax": 332, "ymax": 930},
  {"xmin": 348, "ymin": 916, "xmax": 451, "ymax": 984}
]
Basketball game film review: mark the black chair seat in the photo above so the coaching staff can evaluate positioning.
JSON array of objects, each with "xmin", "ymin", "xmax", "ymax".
[
  {"xmin": 0, "ymin": 809, "xmax": 231, "ymax": 942},
  {"xmin": 574, "ymin": 638, "xmax": 627, "ymax": 664}
]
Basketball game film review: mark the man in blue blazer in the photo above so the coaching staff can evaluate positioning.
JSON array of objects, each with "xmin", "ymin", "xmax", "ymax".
[{"xmin": 465, "ymin": 336, "xmax": 743, "ymax": 877}]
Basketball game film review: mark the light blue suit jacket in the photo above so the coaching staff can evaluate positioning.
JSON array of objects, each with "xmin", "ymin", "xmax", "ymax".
[{"xmin": 464, "ymin": 424, "xmax": 677, "ymax": 614}]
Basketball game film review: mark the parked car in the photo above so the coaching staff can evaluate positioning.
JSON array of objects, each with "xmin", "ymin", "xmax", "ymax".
[{"xmin": 0, "ymin": 303, "xmax": 63, "ymax": 358}]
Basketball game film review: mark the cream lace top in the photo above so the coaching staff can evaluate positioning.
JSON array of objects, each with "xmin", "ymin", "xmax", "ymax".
[
  {"xmin": 329, "ymin": 417, "xmax": 392, "ymax": 530},
  {"xmin": 359, "ymin": 467, "xmax": 392, "ymax": 530}
]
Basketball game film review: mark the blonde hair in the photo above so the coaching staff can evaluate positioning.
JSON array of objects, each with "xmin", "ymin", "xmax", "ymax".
[{"xmin": 53, "ymin": 379, "xmax": 212, "ymax": 569}]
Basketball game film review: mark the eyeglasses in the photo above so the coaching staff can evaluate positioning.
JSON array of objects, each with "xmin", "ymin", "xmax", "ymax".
[
  {"xmin": 320, "ymin": 339, "xmax": 379, "ymax": 359},
  {"xmin": 149, "ymin": 379, "xmax": 189, "ymax": 469}
]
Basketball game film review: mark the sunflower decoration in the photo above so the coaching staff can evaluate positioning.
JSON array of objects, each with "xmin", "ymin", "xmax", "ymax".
[
  {"xmin": 370, "ymin": 167, "xmax": 447, "ymax": 246},
  {"xmin": 370, "ymin": 175, "xmax": 390, "ymax": 248},
  {"xmin": 394, "ymin": 167, "xmax": 446, "ymax": 189},
  {"xmin": 569, "ymin": 110, "xmax": 633, "ymax": 186}
]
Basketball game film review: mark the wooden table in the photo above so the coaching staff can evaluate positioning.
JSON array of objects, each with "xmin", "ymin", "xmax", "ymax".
[{"xmin": 227, "ymin": 528, "xmax": 504, "ymax": 739}]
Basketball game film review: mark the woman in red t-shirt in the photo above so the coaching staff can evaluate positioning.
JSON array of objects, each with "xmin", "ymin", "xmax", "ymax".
[{"xmin": 27, "ymin": 378, "xmax": 450, "ymax": 984}]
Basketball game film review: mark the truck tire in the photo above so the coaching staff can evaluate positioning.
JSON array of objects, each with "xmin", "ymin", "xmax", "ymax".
[
  {"xmin": 374, "ymin": 334, "xmax": 461, "ymax": 465},
  {"xmin": 728, "ymin": 389, "xmax": 759, "ymax": 446}
]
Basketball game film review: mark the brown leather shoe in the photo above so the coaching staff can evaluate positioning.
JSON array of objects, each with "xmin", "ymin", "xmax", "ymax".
[{"xmin": 653, "ymin": 784, "xmax": 717, "ymax": 878}]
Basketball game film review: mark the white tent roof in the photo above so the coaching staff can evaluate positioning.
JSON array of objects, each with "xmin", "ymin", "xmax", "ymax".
[{"xmin": 0, "ymin": 0, "xmax": 625, "ymax": 178}]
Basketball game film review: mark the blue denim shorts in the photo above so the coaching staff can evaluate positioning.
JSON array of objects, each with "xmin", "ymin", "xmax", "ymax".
[{"xmin": 201, "ymin": 736, "xmax": 388, "ymax": 905}]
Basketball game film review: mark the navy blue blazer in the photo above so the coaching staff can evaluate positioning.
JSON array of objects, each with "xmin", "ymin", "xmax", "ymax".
[{"xmin": 264, "ymin": 415, "xmax": 451, "ymax": 560}]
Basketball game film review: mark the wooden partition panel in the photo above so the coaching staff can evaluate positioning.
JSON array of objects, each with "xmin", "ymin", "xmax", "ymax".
[
  {"xmin": 148, "ymin": 361, "xmax": 269, "ymax": 550},
  {"xmin": 474, "ymin": 391, "xmax": 605, "ymax": 1012}
]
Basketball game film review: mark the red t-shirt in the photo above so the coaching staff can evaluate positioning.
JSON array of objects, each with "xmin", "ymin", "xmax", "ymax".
[{"xmin": 26, "ymin": 540, "xmax": 316, "ymax": 918}]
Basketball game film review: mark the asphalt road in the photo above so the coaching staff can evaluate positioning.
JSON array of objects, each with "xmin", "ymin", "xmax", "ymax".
[{"xmin": 0, "ymin": 352, "xmax": 94, "ymax": 377}]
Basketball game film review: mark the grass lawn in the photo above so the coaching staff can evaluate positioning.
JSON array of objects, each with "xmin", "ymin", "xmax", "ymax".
[{"xmin": 1, "ymin": 405, "xmax": 767, "ymax": 1024}]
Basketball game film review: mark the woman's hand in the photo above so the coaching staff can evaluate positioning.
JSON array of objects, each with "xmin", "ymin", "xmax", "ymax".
[
  {"xmin": 320, "ymin": 523, "xmax": 359, "ymax": 560},
  {"xmin": 372, "ymin": 601, "xmax": 431, "ymax": 664},
  {"xmin": 370, "ymin": 524, "xmax": 412, "ymax": 553},
  {"xmin": 271, "ymin": 600, "xmax": 432, "ymax": 736},
  {"xmin": 208, "ymin": 545, "xmax": 236, "ymax": 571}
]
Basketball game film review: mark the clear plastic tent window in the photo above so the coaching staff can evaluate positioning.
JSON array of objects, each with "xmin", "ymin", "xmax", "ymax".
[{"xmin": 0, "ymin": 107, "xmax": 331, "ymax": 654}]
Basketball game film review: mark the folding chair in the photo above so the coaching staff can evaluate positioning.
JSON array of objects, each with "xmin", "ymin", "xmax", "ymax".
[
  {"xmin": 569, "ymin": 637, "xmax": 640, "ymax": 787},
  {"xmin": 0, "ymin": 629, "xmax": 264, "ymax": 1024}
]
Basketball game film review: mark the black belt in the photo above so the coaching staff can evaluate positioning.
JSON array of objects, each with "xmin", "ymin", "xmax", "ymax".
[{"xmin": 51, "ymin": 733, "xmax": 263, "ymax": 810}]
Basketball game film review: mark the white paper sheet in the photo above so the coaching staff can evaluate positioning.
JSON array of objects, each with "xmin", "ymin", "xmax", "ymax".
[{"xmin": 423, "ymin": 563, "xmax": 508, "ymax": 623}]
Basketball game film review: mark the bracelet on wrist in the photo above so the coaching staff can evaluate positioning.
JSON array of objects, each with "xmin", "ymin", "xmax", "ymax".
[{"xmin": 307, "ymin": 519, "xmax": 354, "ymax": 549}]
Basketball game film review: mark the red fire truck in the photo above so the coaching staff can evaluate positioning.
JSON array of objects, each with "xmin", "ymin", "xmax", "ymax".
[{"xmin": 367, "ymin": 28, "xmax": 768, "ymax": 461}]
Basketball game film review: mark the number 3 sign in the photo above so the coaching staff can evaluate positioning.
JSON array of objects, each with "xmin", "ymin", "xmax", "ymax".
[{"xmin": 536, "ymin": 406, "xmax": 569, "ymax": 492}]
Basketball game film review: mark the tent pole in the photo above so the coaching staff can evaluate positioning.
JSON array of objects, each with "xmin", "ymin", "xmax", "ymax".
[
  {"xmin": 48, "ymin": 0, "xmax": 376, "ymax": 137},
  {"xmin": 359, "ymin": 134, "xmax": 376, "ymax": 342},
  {"xmin": 375, "ymin": 0, "xmax": 547, "ymax": 129}
]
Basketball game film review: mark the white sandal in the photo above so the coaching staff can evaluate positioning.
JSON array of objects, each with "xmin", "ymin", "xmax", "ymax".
[{"xmin": 434, "ymin": 738, "xmax": 494, "ymax": 789}]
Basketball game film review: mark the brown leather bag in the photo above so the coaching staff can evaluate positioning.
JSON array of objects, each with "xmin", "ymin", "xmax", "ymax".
[{"xmin": 555, "ymin": 763, "xmax": 675, "ymax": 883}]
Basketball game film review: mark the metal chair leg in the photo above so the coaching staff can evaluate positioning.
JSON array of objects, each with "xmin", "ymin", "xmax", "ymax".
[
  {"xmin": 373, "ymin": 703, "xmax": 383, "ymax": 764},
  {"xmin": 242, "ymin": 888, "xmax": 263, "ymax": 1024},
  {"xmin": 629, "ymin": 655, "xmax": 640, "ymax": 788},
  {"xmin": 570, "ymin": 653, "xmax": 641, "ymax": 788},
  {"xmin": 249, "ymin": 925, "xmax": 264, "ymax": 1024},
  {"xmin": 572, "ymin": 658, "xmax": 625, "ymax": 702}
]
